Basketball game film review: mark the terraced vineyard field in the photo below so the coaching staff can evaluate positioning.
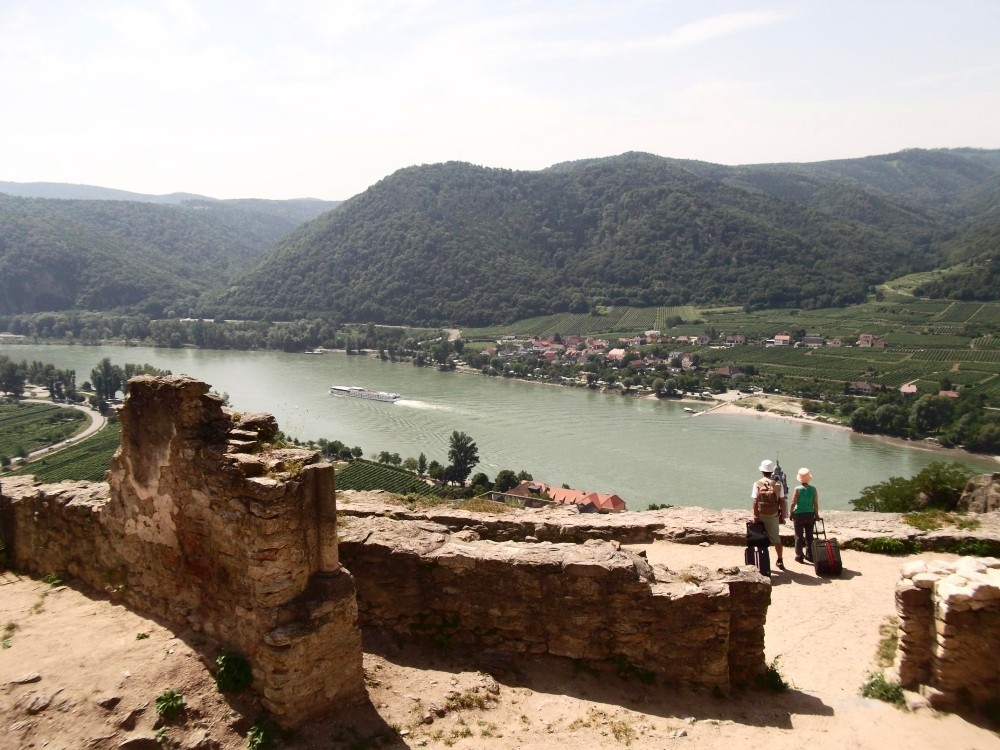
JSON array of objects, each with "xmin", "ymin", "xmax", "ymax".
[
  {"xmin": 336, "ymin": 459, "xmax": 444, "ymax": 497},
  {"xmin": 0, "ymin": 402, "xmax": 89, "ymax": 459},
  {"xmin": 10, "ymin": 422, "xmax": 121, "ymax": 483}
]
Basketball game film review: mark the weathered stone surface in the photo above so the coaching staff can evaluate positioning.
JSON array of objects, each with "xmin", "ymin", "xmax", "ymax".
[
  {"xmin": 957, "ymin": 473, "xmax": 1000, "ymax": 514},
  {"xmin": 338, "ymin": 491, "xmax": 1000, "ymax": 552},
  {"xmin": 895, "ymin": 555, "xmax": 1000, "ymax": 709},
  {"xmin": 0, "ymin": 375, "xmax": 364, "ymax": 729},
  {"xmin": 338, "ymin": 514, "xmax": 769, "ymax": 691}
]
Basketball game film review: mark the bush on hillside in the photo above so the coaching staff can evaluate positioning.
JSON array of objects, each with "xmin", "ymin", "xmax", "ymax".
[{"xmin": 850, "ymin": 461, "xmax": 975, "ymax": 513}]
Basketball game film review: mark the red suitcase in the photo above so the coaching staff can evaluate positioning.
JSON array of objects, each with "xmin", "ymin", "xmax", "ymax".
[{"xmin": 810, "ymin": 518, "xmax": 842, "ymax": 576}]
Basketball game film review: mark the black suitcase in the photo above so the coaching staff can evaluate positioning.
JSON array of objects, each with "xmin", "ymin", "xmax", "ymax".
[
  {"xmin": 811, "ymin": 519, "xmax": 842, "ymax": 576},
  {"xmin": 745, "ymin": 521, "xmax": 771, "ymax": 576},
  {"xmin": 744, "ymin": 543, "xmax": 771, "ymax": 576}
]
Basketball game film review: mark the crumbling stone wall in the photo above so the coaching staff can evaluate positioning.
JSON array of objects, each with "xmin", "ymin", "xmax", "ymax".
[
  {"xmin": 895, "ymin": 557, "xmax": 1000, "ymax": 710},
  {"xmin": 338, "ymin": 516, "xmax": 771, "ymax": 690},
  {"xmin": 0, "ymin": 374, "xmax": 774, "ymax": 726},
  {"xmin": 0, "ymin": 375, "xmax": 364, "ymax": 727}
]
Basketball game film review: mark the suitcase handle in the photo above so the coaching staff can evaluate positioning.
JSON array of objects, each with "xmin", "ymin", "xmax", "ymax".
[{"xmin": 813, "ymin": 517, "xmax": 828, "ymax": 539}]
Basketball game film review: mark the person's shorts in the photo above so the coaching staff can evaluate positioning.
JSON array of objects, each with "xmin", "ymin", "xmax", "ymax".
[{"xmin": 759, "ymin": 514, "xmax": 780, "ymax": 545}]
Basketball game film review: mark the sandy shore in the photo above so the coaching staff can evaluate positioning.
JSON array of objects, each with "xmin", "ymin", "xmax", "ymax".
[{"xmin": 702, "ymin": 395, "xmax": 1000, "ymax": 465}]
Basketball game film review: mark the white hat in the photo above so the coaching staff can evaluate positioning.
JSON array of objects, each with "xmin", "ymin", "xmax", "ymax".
[
  {"xmin": 797, "ymin": 468, "xmax": 812, "ymax": 483},
  {"xmin": 759, "ymin": 459, "xmax": 775, "ymax": 473}
]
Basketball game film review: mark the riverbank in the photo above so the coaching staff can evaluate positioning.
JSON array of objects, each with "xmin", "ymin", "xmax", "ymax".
[{"xmin": 705, "ymin": 394, "xmax": 1000, "ymax": 466}]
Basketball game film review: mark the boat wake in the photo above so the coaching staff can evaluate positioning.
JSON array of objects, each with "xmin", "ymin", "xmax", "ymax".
[{"xmin": 393, "ymin": 399, "xmax": 453, "ymax": 411}]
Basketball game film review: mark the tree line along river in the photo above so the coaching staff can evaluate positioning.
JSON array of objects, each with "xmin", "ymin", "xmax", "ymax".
[{"xmin": 2, "ymin": 343, "xmax": 997, "ymax": 511}]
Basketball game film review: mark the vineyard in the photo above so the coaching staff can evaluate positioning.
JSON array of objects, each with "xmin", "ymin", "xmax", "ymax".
[
  {"xmin": 0, "ymin": 402, "xmax": 89, "ymax": 459},
  {"xmin": 463, "ymin": 306, "xmax": 706, "ymax": 341},
  {"xmin": 335, "ymin": 459, "xmax": 444, "ymax": 497},
  {"xmin": 10, "ymin": 422, "xmax": 121, "ymax": 483}
]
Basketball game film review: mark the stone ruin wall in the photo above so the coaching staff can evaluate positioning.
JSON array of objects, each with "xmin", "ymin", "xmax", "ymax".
[
  {"xmin": 0, "ymin": 375, "xmax": 364, "ymax": 727},
  {"xmin": 338, "ymin": 516, "xmax": 771, "ymax": 690},
  {"xmin": 0, "ymin": 375, "xmax": 773, "ymax": 726},
  {"xmin": 895, "ymin": 557, "xmax": 1000, "ymax": 711}
]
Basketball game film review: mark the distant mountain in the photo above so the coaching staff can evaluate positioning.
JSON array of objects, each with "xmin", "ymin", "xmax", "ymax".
[
  {"xmin": 0, "ymin": 181, "xmax": 212, "ymax": 204},
  {"xmin": 0, "ymin": 192, "xmax": 339, "ymax": 316},
  {"xmin": 213, "ymin": 149, "xmax": 1000, "ymax": 326},
  {"xmin": 0, "ymin": 180, "xmax": 339, "ymax": 214}
]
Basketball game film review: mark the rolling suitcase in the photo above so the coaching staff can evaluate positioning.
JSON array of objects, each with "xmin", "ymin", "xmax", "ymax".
[
  {"xmin": 744, "ymin": 543, "xmax": 771, "ymax": 577},
  {"xmin": 811, "ymin": 518, "xmax": 842, "ymax": 576},
  {"xmin": 745, "ymin": 521, "xmax": 771, "ymax": 577}
]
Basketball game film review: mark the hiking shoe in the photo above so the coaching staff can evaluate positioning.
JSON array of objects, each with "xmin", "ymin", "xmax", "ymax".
[
  {"xmin": 795, "ymin": 556, "xmax": 804, "ymax": 564},
  {"xmin": 776, "ymin": 558, "xmax": 785, "ymax": 569}
]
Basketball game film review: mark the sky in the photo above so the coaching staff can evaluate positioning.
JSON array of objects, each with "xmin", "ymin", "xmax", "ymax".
[{"xmin": 2, "ymin": 0, "xmax": 999, "ymax": 201}]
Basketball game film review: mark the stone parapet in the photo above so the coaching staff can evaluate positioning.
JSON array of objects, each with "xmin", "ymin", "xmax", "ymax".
[
  {"xmin": 338, "ymin": 491, "xmax": 1000, "ymax": 552},
  {"xmin": 894, "ymin": 557, "xmax": 1000, "ymax": 711},
  {"xmin": 0, "ymin": 376, "xmax": 364, "ymax": 728},
  {"xmin": 338, "ymin": 515, "xmax": 770, "ymax": 691}
]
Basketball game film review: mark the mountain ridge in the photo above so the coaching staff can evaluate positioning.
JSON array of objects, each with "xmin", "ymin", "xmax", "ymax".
[
  {"xmin": 212, "ymin": 148, "xmax": 1000, "ymax": 325},
  {"xmin": 3, "ymin": 148, "xmax": 999, "ymax": 323}
]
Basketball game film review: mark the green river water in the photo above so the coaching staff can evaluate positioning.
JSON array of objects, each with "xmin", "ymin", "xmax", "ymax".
[{"xmin": 3, "ymin": 343, "xmax": 996, "ymax": 511}]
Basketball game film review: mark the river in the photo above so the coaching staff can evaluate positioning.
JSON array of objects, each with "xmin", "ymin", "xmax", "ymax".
[{"xmin": 3, "ymin": 343, "xmax": 997, "ymax": 511}]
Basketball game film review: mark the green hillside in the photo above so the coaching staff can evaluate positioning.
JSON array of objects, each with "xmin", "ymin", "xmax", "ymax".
[
  {"xmin": 0, "ymin": 194, "xmax": 337, "ymax": 317},
  {"xmin": 215, "ymin": 150, "xmax": 997, "ymax": 326}
]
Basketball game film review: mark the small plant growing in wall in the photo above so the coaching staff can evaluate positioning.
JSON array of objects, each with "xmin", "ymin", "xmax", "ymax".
[
  {"xmin": 215, "ymin": 652, "xmax": 253, "ymax": 693},
  {"xmin": 247, "ymin": 717, "xmax": 278, "ymax": 750},
  {"xmin": 155, "ymin": 689, "xmax": 185, "ymax": 720}
]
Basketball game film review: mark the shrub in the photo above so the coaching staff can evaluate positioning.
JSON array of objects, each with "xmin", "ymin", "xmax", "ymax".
[
  {"xmin": 155, "ymin": 689, "xmax": 185, "ymax": 720},
  {"xmin": 850, "ymin": 462, "xmax": 974, "ymax": 513},
  {"xmin": 860, "ymin": 671, "xmax": 904, "ymax": 706},
  {"xmin": 852, "ymin": 537, "xmax": 913, "ymax": 555},
  {"xmin": 942, "ymin": 538, "xmax": 1000, "ymax": 557},
  {"xmin": 215, "ymin": 652, "xmax": 253, "ymax": 693},
  {"xmin": 247, "ymin": 718, "xmax": 278, "ymax": 750},
  {"xmin": 756, "ymin": 658, "xmax": 789, "ymax": 692}
]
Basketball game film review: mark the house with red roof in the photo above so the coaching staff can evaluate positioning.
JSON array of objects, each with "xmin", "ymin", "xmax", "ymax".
[{"xmin": 503, "ymin": 481, "xmax": 627, "ymax": 513}]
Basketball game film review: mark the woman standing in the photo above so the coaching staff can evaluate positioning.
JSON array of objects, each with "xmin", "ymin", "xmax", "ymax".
[{"xmin": 790, "ymin": 468, "xmax": 820, "ymax": 564}]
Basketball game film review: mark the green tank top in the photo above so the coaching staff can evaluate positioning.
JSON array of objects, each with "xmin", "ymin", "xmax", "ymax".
[{"xmin": 794, "ymin": 484, "xmax": 816, "ymax": 514}]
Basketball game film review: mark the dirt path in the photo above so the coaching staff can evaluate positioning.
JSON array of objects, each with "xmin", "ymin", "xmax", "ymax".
[{"xmin": 3, "ymin": 542, "xmax": 999, "ymax": 748}]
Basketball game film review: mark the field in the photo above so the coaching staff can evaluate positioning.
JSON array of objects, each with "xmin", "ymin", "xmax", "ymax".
[
  {"xmin": 0, "ymin": 402, "xmax": 89, "ymax": 461},
  {"xmin": 336, "ymin": 459, "xmax": 444, "ymax": 496},
  {"xmin": 9, "ymin": 422, "xmax": 121, "ymax": 483}
]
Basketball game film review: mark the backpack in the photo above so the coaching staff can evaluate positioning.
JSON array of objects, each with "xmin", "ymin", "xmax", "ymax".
[{"xmin": 755, "ymin": 478, "xmax": 780, "ymax": 516}]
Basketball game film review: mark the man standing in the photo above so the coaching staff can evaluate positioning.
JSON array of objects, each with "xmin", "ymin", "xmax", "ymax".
[{"xmin": 752, "ymin": 459, "xmax": 787, "ymax": 569}]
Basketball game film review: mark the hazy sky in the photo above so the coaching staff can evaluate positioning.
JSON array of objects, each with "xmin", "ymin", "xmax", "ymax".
[{"xmin": 2, "ymin": 1, "xmax": 999, "ymax": 201}]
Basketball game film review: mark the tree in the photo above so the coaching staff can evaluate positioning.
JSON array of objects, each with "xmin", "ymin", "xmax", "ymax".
[
  {"xmin": 494, "ymin": 469, "xmax": 519, "ymax": 493},
  {"xmin": 90, "ymin": 357, "xmax": 123, "ymax": 401},
  {"xmin": 911, "ymin": 395, "xmax": 956, "ymax": 435},
  {"xmin": 418, "ymin": 452, "xmax": 428, "ymax": 476},
  {"xmin": 446, "ymin": 431, "xmax": 479, "ymax": 487},
  {"xmin": 850, "ymin": 405, "xmax": 877, "ymax": 433},
  {"xmin": 0, "ymin": 360, "xmax": 26, "ymax": 397},
  {"xmin": 469, "ymin": 472, "xmax": 491, "ymax": 491}
]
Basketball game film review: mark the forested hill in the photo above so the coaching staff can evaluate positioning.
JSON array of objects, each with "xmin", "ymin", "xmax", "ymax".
[
  {"xmin": 214, "ymin": 149, "xmax": 1000, "ymax": 326},
  {"xmin": 0, "ymin": 194, "xmax": 338, "ymax": 316}
]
